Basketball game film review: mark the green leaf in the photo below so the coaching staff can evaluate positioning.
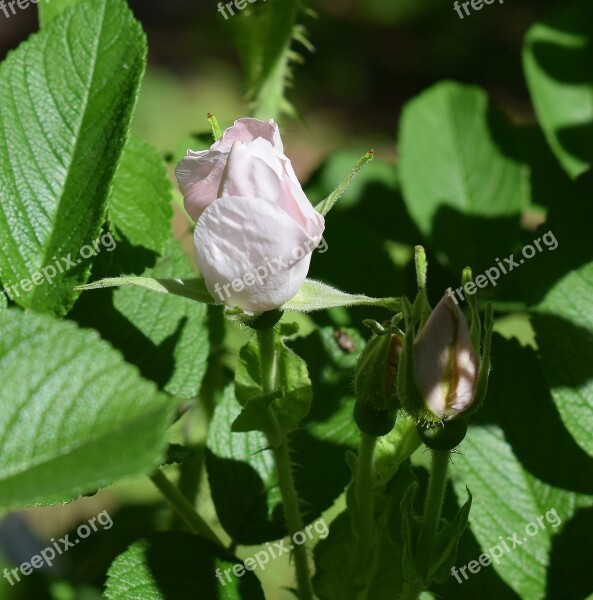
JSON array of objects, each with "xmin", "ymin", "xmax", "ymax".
[
  {"xmin": 111, "ymin": 239, "xmax": 209, "ymax": 398},
  {"xmin": 234, "ymin": 339, "xmax": 312, "ymax": 434},
  {"xmin": 523, "ymin": 193, "xmax": 593, "ymax": 458},
  {"xmin": 283, "ymin": 279, "xmax": 401, "ymax": 313},
  {"xmin": 206, "ymin": 385, "xmax": 285, "ymax": 544},
  {"xmin": 449, "ymin": 336, "xmax": 593, "ymax": 599},
  {"xmin": 105, "ymin": 532, "xmax": 265, "ymax": 599},
  {"xmin": 523, "ymin": 0, "xmax": 593, "ymax": 178},
  {"xmin": 0, "ymin": 310, "xmax": 175, "ymax": 508},
  {"xmin": 398, "ymin": 81, "xmax": 528, "ymax": 272},
  {"xmin": 38, "ymin": 0, "xmax": 80, "ymax": 26},
  {"xmin": 76, "ymin": 275, "xmax": 215, "ymax": 304},
  {"xmin": 108, "ymin": 136, "xmax": 173, "ymax": 255},
  {"xmin": 532, "ymin": 260, "xmax": 593, "ymax": 457},
  {"xmin": 72, "ymin": 238, "xmax": 210, "ymax": 398},
  {"xmin": 225, "ymin": 0, "xmax": 308, "ymax": 119},
  {"xmin": 77, "ymin": 276, "xmax": 399, "ymax": 315},
  {"xmin": 0, "ymin": 0, "xmax": 146, "ymax": 315}
]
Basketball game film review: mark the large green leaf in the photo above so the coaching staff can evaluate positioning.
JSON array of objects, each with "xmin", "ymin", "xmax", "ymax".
[
  {"xmin": 398, "ymin": 82, "xmax": 528, "ymax": 272},
  {"xmin": 0, "ymin": 310, "xmax": 175, "ymax": 508},
  {"xmin": 105, "ymin": 532, "xmax": 265, "ymax": 599},
  {"xmin": 0, "ymin": 0, "xmax": 146, "ymax": 315},
  {"xmin": 449, "ymin": 336, "xmax": 593, "ymax": 599},
  {"xmin": 108, "ymin": 136, "xmax": 173, "ymax": 255},
  {"xmin": 523, "ymin": 0, "xmax": 593, "ymax": 178}
]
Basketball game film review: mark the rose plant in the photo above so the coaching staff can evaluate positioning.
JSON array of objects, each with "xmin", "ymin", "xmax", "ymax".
[{"xmin": 0, "ymin": 1, "xmax": 591, "ymax": 600}]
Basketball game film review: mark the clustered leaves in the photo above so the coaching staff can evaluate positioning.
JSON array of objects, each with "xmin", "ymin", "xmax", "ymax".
[{"xmin": 0, "ymin": 0, "xmax": 592, "ymax": 599}]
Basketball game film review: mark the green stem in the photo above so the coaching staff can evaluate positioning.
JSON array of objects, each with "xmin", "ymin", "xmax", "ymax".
[
  {"xmin": 416, "ymin": 450, "xmax": 450, "ymax": 580},
  {"xmin": 272, "ymin": 438, "xmax": 315, "ymax": 600},
  {"xmin": 256, "ymin": 325, "xmax": 314, "ymax": 600},
  {"xmin": 257, "ymin": 328, "xmax": 278, "ymax": 394},
  {"xmin": 346, "ymin": 432, "xmax": 378, "ymax": 599},
  {"xmin": 150, "ymin": 469, "xmax": 225, "ymax": 548},
  {"xmin": 354, "ymin": 432, "xmax": 377, "ymax": 554}
]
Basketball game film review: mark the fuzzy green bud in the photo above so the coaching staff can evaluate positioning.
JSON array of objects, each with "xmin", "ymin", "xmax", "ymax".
[{"xmin": 353, "ymin": 322, "xmax": 402, "ymax": 436}]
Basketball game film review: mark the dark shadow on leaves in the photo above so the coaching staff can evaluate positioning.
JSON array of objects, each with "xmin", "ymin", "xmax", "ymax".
[
  {"xmin": 471, "ymin": 334, "xmax": 593, "ymax": 494},
  {"xmin": 431, "ymin": 205, "xmax": 521, "ymax": 276},
  {"xmin": 69, "ymin": 287, "xmax": 181, "ymax": 391},
  {"xmin": 546, "ymin": 504, "xmax": 593, "ymax": 600},
  {"xmin": 205, "ymin": 450, "xmax": 285, "ymax": 544}
]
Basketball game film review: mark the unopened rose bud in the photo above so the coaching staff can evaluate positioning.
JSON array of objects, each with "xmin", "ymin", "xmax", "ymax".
[
  {"xmin": 353, "ymin": 322, "xmax": 403, "ymax": 436},
  {"xmin": 175, "ymin": 118, "xmax": 325, "ymax": 313},
  {"xmin": 413, "ymin": 294, "xmax": 478, "ymax": 421}
]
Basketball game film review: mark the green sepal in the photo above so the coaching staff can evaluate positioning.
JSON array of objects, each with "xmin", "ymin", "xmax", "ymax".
[
  {"xmin": 462, "ymin": 266, "xmax": 482, "ymax": 355},
  {"xmin": 397, "ymin": 297, "xmax": 429, "ymax": 422},
  {"xmin": 354, "ymin": 325, "xmax": 400, "ymax": 414},
  {"xmin": 414, "ymin": 246, "xmax": 432, "ymax": 327},
  {"xmin": 466, "ymin": 302, "xmax": 493, "ymax": 418},
  {"xmin": 431, "ymin": 488, "xmax": 472, "ymax": 584}
]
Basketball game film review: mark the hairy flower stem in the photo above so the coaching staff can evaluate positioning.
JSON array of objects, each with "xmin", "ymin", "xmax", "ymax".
[
  {"xmin": 416, "ymin": 449, "xmax": 450, "ymax": 581},
  {"xmin": 347, "ymin": 432, "xmax": 378, "ymax": 599},
  {"xmin": 355, "ymin": 432, "xmax": 377, "ymax": 549},
  {"xmin": 150, "ymin": 469, "xmax": 225, "ymax": 548},
  {"xmin": 256, "ymin": 326, "xmax": 315, "ymax": 600}
]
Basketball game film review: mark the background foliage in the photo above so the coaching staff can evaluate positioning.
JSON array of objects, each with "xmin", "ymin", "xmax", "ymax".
[{"xmin": 0, "ymin": 0, "xmax": 592, "ymax": 599}]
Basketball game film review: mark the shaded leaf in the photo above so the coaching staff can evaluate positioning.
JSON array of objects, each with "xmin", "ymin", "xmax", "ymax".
[{"xmin": 0, "ymin": 310, "xmax": 175, "ymax": 508}]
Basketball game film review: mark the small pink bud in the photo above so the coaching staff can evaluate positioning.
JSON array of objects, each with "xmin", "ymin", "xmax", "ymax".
[{"xmin": 413, "ymin": 294, "xmax": 478, "ymax": 420}]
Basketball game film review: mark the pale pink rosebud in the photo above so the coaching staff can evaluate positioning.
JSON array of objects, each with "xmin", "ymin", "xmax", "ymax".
[
  {"xmin": 413, "ymin": 294, "xmax": 478, "ymax": 420},
  {"xmin": 175, "ymin": 118, "xmax": 325, "ymax": 313}
]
